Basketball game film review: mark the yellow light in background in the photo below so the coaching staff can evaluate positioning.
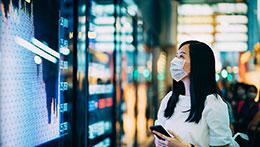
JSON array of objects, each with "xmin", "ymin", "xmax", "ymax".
[
  {"xmin": 178, "ymin": 24, "xmax": 214, "ymax": 33},
  {"xmin": 94, "ymin": 52, "xmax": 109, "ymax": 63},
  {"xmin": 256, "ymin": 90, "xmax": 260, "ymax": 102},
  {"xmin": 244, "ymin": 67, "xmax": 260, "ymax": 102},
  {"xmin": 216, "ymin": 24, "xmax": 247, "ymax": 33},
  {"xmin": 69, "ymin": 32, "xmax": 73, "ymax": 39},
  {"xmin": 216, "ymin": 15, "xmax": 248, "ymax": 24},
  {"xmin": 157, "ymin": 52, "xmax": 166, "ymax": 73},
  {"xmin": 254, "ymin": 42, "xmax": 260, "ymax": 52},
  {"xmin": 88, "ymin": 32, "xmax": 96, "ymax": 39},
  {"xmin": 123, "ymin": 85, "xmax": 136, "ymax": 145},
  {"xmin": 1, "ymin": 4, "xmax": 6, "ymax": 18},
  {"xmin": 137, "ymin": 84, "xmax": 148, "ymax": 143},
  {"xmin": 240, "ymin": 51, "xmax": 252, "ymax": 64},
  {"xmin": 25, "ymin": 0, "xmax": 31, "ymax": 3},
  {"xmin": 178, "ymin": 16, "xmax": 214, "ymax": 24}
]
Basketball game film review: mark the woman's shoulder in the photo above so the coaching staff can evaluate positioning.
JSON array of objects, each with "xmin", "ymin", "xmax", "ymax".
[
  {"xmin": 203, "ymin": 94, "xmax": 228, "ymax": 114},
  {"xmin": 205, "ymin": 94, "xmax": 226, "ymax": 106},
  {"xmin": 165, "ymin": 91, "xmax": 173, "ymax": 98},
  {"xmin": 159, "ymin": 91, "xmax": 172, "ymax": 105},
  {"xmin": 204, "ymin": 94, "xmax": 237, "ymax": 146},
  {"xmin": 163, "ymin": 91, "xmax": 172, "ymax": 101}
]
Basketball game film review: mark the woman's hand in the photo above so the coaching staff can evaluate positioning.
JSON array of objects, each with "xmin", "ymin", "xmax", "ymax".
[
  {"xmin": 153, "ymin": 130, "xmax": 191, "ymax": 147},
  {"xmin": 154, "ymin": 135, "xmax": 168, "ymax": 147}
]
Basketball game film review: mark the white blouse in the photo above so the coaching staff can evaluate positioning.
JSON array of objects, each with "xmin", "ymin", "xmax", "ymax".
[{"xmin": 155, "ymin": 91, "xmax": 239, "ymax": 147}]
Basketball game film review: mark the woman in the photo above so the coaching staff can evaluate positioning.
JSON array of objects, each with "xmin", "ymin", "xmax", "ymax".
[
  {"xmin": 153, "ymin": 41, "xmax": 239, "ymax": 147},
  {"xmin": 237, "ymin": 84, "xmax": 259, "ymax": 144}
]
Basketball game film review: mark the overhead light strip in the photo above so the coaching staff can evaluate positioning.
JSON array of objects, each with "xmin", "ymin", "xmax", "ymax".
[{"xmin": 15, "ymin": 36, "xmax": 58, "ymax": 63}]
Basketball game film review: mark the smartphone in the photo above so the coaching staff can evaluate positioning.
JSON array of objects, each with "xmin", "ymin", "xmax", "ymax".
[{"xmin": 150, "ymin": 125, "xmax": 172, "ymax": 140}]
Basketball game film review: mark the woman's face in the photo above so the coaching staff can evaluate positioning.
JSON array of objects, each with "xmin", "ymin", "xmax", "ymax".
[
  {"xmin": 237, "ymin": 86, "xmax": 246, "ymax": 100},
  {"xmin": 176, "ymin": 44, "xmax": 191, "ymax": 75},
  {"xmin": 247, "ymin": 87, "xmax": 257, "ymax": 100}
]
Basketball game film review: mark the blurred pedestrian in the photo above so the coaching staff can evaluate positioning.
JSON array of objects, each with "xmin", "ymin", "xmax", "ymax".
[
  {"xmin": 248, "ymin": 109, "xmax": 260, "ymax": 146},
  {"xmin": 232, "ymin": 83, "xmax": 247, "ymax": 122},
  {"xmin": 237, "ymin": 85, "xmax": 259, "ymax": 130}
]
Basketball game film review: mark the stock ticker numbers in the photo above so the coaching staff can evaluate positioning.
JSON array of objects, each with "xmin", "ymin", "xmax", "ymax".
[{"xmin": 58, "ymin": 15, "xmax": 71, "ymax": 134}]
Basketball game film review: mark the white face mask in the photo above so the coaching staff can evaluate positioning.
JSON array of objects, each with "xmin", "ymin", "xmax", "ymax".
[
  {"xmin": 247, "ymin": 92, "xmax": 257, "ymax": 99},
  {"xmin": 170, "ymin": 57, "xmax": 187, "ymax": 82}
]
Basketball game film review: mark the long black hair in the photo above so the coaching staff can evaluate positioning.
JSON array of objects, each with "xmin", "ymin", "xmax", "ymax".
[{"xmin": 164, "ymin": 40, "xmax": 220, "ymax": 123}]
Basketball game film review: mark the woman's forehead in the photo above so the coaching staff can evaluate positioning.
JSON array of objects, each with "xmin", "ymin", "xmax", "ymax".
[{"xmin": 178, "ymin": 44, "xmax": 189, "ymax": 53}]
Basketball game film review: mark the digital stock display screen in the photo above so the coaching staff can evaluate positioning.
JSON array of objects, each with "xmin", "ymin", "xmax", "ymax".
[
  {"xmin": 86, "ymin": 2, "xmax": 115, "ymax": 146},
  {"xmin": 0, "ymin": 0, "xmax": 71, "ymax": 146}
]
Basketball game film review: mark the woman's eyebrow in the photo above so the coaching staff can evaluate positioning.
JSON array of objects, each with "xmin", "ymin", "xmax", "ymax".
[{"xmin": 180, "ymin": 51, "xmax": 186, "ymax": 54}]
